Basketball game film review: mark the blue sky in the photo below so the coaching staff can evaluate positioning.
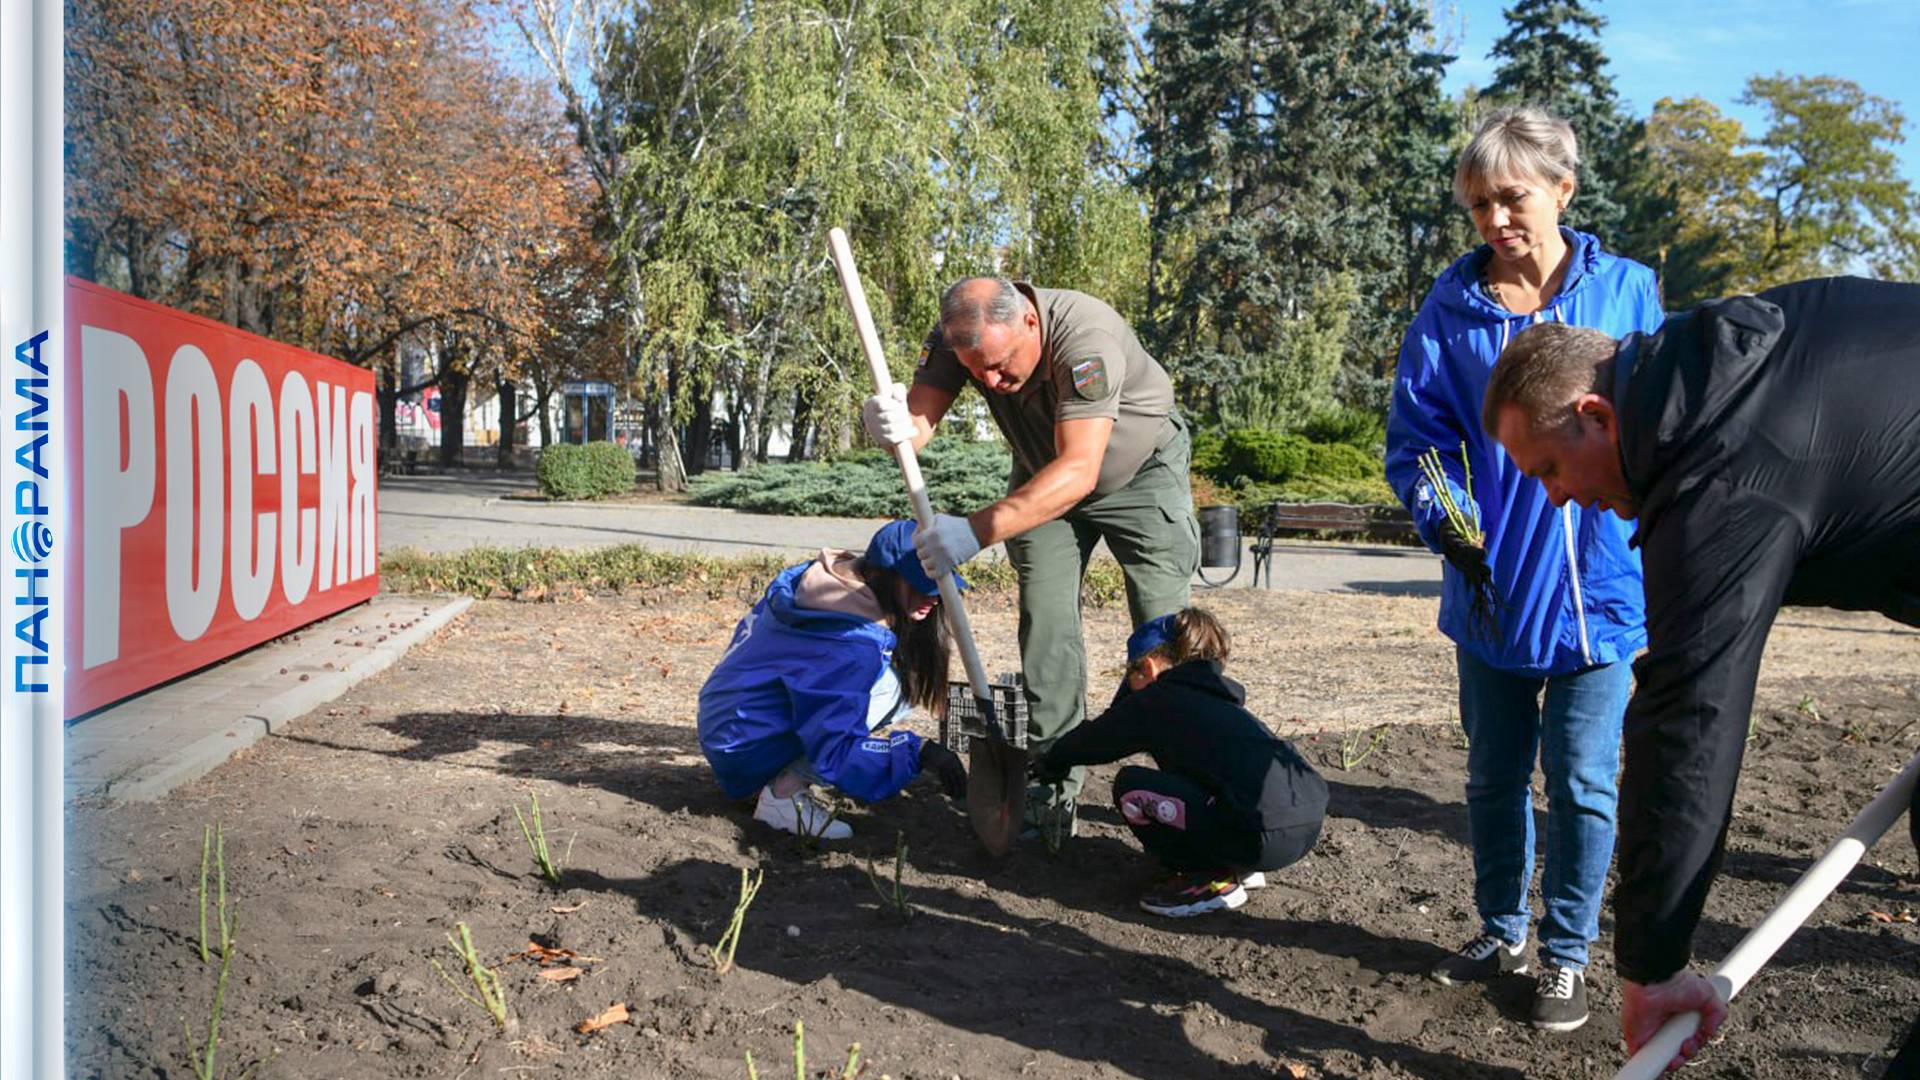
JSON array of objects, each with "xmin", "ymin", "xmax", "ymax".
[{"xmin": 1438, "ymin": 0, "xmax": 1920, "ymax": 186}]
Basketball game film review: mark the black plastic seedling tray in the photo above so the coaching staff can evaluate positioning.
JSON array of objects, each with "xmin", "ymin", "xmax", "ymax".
[{"xmin": 940, "ymin": 674, "xmax": 1030, "ymax": 752}]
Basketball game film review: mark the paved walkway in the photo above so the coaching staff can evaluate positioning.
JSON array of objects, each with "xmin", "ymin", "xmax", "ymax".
[{"xmin": 376, "ymin": 471, "xmax": 1442, "ymax": 597}]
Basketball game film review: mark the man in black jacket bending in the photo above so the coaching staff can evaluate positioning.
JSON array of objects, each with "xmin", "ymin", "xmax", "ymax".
[{"xmin": 1482, "ymin": 276, "xmax": 1920, "ymax": 1072}]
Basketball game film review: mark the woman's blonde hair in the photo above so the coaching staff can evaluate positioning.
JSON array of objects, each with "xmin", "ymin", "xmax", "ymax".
[{"xmin": 1454, "ymin": 105, "xmax": 1580, "ymax": 207}]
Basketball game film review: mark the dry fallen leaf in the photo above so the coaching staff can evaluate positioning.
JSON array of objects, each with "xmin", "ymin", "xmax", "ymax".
[
  {"xmin": 1285, "ymin": 1065, "xmax": 1311, "ymax": 1079},
  {"xmin": 508, "ymin": 942, "xmax": 604, "ymax": 966},
  {"xmin": 538, "ymin": 967, "xmax": 583, "ymax": 982},
  {"xmin": 551, "ymin": 901, "xmax": 589, "ymax": 914},
  {"xmin": 576, "ymin": 1002, "xmax": 629, "ymax": 1034}
]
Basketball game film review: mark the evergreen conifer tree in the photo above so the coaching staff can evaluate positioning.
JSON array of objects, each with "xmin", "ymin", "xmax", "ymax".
[
  {"xmin": 1484, "ymin": 0, "xmax": 1643, "ymax": 249},
  {"xmin": 1140, "ymin": 0, "xmax": 1451, "ymax": 423}
]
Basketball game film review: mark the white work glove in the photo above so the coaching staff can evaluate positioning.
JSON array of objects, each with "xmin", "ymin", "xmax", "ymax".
[
  {"xmin": 861, "ymin": 383, "xmax": 917, "ymax": 447},
  {"xmin": 914, "ymin": 513, "xmax": 982, "ymax": 580}
]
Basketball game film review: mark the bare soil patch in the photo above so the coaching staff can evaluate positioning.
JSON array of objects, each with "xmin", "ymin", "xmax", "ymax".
[{"xmin": 68, "ymin": 588, "xmax": 1920, "ymax": 1079}]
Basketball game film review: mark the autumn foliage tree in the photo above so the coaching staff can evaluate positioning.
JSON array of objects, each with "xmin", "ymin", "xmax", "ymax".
[{"xmin": 66, "ymin": 0, "xmax": 604, "ymax": 462}]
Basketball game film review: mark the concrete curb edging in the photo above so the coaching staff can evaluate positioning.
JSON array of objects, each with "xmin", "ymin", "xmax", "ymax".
[{"xmin": 81, "ymin": 596, "xmax": 474, "ymax": 803}]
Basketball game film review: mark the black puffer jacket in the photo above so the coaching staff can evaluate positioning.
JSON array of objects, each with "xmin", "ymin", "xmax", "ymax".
[
  {"xmin": 1037, "ymin": 659, "xmax": 1328, "ymax": 834},
  {"xmin": 1610, "ymin": 276, "xmax": 1920, "ymax": 984}
]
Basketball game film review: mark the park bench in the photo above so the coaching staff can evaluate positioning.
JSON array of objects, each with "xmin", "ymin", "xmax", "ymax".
[
  {"xmin": 378, "ymin": 448, "xmax": 424, "ymax": 478},
  {"xmin": 1244, "ymin": 502, "xmax": 1418, "ymax": 587}
]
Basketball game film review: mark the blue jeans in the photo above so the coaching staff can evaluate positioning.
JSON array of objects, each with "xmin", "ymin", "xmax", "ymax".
[{"xmin": 1458, "ymin": 648, "xmax": 1632, "ymax": 970}]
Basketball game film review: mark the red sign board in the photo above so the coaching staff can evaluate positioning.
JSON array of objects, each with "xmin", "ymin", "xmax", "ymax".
[{"xmin": 63, "ymin": 278, "xmax": 379, "ymax": 718}]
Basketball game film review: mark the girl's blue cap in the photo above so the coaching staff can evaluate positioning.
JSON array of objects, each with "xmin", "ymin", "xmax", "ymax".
[
  {"xmin": 865, "ymin": 520, "xmax": 965, "ymax": 599},
  {"xmin": 1127, "ymin": 613, "xmax": 1178, "ymax": 663}
]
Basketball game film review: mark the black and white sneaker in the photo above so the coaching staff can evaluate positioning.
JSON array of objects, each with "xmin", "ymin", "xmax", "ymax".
[
  {"xmin": 1429, "ymin": 931, "xmax": 1528, "ymax": 986},
  {"xmin": 1529, "ymin": 964, "xmax": 1589, "ymax": 1032},
  {"xmin": 1138, "ymin": 871, "xmax": 1248, "ymax": 917}
]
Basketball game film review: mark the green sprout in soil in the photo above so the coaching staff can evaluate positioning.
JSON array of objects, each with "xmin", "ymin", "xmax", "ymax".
[
  {"xmin": 866, "ymin": 830, "xmax": 913, "ymax": 919},
  {"xmin": 1419, "ymin": 443, "xmax": 1499, "ymax": 641},
  {"xmin": 792, "ymin": 793, "xmax": 845, "ymax": 855},
  {"xmin": 184, "ymin": 822, "xmax": 250, "ymax": 1080},
  {"xmin": 710, "ymin": 866, "xmax": 765, "ymax": 975},
  {"xmin": 512, "ymin": 791, "xmax": 575, "ymax": 886},
  {"xmin": 745, "ymin": 1020, "xmax": 868, "ymax": 1080},
  {"xmin": 432, "ymin": 922, "xmax": 510, "ymax": 1030},
  {"xmin": 1338, "ymin": 725, "xmax": 1389, "ymax": 771},
  {"xmin": 1037, "ymin": 802, "xmax": 1075, "ymax": 857},
  {"xmin": 197, "ymin": 823, "xmax": 226, "ymax": 965},
  {"xmin": 1796, "ymin": 693, "xmax": 1824, "ymax": 723}
]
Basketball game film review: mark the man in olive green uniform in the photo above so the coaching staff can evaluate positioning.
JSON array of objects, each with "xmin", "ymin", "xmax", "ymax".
[{"xmin": 860, "ymin": 276, "xmax": 1199, "ymax": 827}]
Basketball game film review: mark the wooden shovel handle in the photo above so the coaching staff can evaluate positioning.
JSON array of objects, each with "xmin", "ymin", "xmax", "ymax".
[{"xmin": 825, "ymin": 227, "xmax": 995, "ymax": 699}]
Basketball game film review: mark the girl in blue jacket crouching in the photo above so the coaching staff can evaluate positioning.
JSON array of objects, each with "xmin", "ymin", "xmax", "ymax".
[{"xmin": 697, "ymin": 520, "xmax": 968, "ymax": 840}]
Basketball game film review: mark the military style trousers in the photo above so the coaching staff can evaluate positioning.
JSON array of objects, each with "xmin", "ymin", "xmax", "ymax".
[{"xmin": 1003, "ymin": 416, "xmax": 1200, "ymax": 809}]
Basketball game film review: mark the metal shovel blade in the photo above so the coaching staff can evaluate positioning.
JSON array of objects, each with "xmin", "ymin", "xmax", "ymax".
[{"xmin": 966, "ymin": 699, "xmax": 1027, "ymax": 856}]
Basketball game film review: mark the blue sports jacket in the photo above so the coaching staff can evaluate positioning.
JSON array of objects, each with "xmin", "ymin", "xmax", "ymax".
[
  {"xmin": 1385, "ymin": 228, "xmax": 1662, "ymax": 677},
  {"xmin": 696, "ymin": 562, "xmax": 924, "ymax": 802}
]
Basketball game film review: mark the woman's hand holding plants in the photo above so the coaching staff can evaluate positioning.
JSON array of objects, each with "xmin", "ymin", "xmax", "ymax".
[{"xmin": 1437, "ymin": 515, "xmax": 1491, "ymax": 585}]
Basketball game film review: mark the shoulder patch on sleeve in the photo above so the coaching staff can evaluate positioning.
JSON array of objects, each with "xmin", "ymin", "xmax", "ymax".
[
  {"xmin": 1070, "ymin": 357, "xmax": 1110, "ymax": 400},
  {"xmin": 918, "ymin": 328, "xmax": 942, "ymax": 368}
]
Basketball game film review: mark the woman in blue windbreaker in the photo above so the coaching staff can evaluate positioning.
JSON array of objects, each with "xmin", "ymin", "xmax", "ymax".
[
  {"xmin": 697, "ymin": 519, "xmax": 969, "ymax": 841},
  {"xmin": 1385, "ymin": 106, "xmax": 1662, "ymax": 1034}
]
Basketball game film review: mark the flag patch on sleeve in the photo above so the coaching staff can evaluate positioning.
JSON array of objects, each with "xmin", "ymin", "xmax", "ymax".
[{"xmin": 1070, "ymin": 358, "xmax": 1110, "ymax": 399}]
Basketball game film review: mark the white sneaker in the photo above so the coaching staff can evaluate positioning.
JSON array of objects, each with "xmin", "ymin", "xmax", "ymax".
[
  {"xmin": 753, "ymin": 787, "xmax": 852, "ymax": 840},
  {"xmin": 1240, "ymin": 871, "xmax": 1268, "ymax": 890}
]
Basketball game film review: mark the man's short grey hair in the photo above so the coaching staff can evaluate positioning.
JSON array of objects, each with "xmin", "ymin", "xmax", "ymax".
[
  {"xmin": 1483, "ymin": 322, "xmax": 1619, "ymax": 438},
  {"xmin": 1455, "ymin": 105, "xmax": 1580, "ymax": 207},
  {"xmin": 938, "ymin": 276, "xmax": 1025, "ymax": 350}
]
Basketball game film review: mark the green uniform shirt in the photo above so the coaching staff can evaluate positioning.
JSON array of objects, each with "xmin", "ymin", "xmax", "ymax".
[{"xmin": 913, "ymin": 284, "xmax": 1176, "ymax": 495}]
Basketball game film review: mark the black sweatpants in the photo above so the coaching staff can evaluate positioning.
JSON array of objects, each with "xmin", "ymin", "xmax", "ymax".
[{"xmin": 1112, "ymin": 765, "xmax": 1321, "ymax": 875}]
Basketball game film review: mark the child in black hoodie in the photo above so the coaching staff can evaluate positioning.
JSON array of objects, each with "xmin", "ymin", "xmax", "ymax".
[{"xmin": 1035, "ymin": 608, "xmax": 1328, "ymax": 917}]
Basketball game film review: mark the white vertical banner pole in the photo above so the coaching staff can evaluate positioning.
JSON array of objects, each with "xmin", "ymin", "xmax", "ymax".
[{"xmin": 0, "ymin": 1, "xmax": 67, "ymax": 1077}]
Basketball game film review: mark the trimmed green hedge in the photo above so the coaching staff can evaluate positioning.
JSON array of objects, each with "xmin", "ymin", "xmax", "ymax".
[
  {"xmin": 1228, "ymin": 474, "xmax": 1396, "ymax": 508},
  {"xmin": 1222, "ymin": 429, "xmax": 1311, "ymax": 485},
  {"xmin": 380, "ymin": 544, "xmax": 1129, "ymax": 608},
  {"xmin": 1296, "ymin": 405, "xmax": 1385, "ymax": 451},
  {"xmin": 536, "ymin": 441, "xmax": 636, "ymax": 500},
  {"xmin": 689, "ymin": 441, "xmax": 1011, "ymax": 518},
  {"xmin": 1190, "ymin": 428, "xmax": 1227, "ymax": 477},
  {"xmin": 1194, "ymin": 420, "xmax": 1395, "ymax": 510},
  {"xmin": 690, "ymin": 416, "xmax": 1396, "ymax": 521},
  {"xmin": 1304, "ymin": 441, "xmax": 1379, "ymax": 483}
]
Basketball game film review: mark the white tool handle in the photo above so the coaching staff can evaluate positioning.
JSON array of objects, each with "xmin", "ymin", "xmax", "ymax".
[
  {"xmin": 1615, "ymin": 747, "xmax": 1920, "ymax": 1080},
  {"xmin": 825, "ymin": 227, "xmax": 995, "ymax": 699}
]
